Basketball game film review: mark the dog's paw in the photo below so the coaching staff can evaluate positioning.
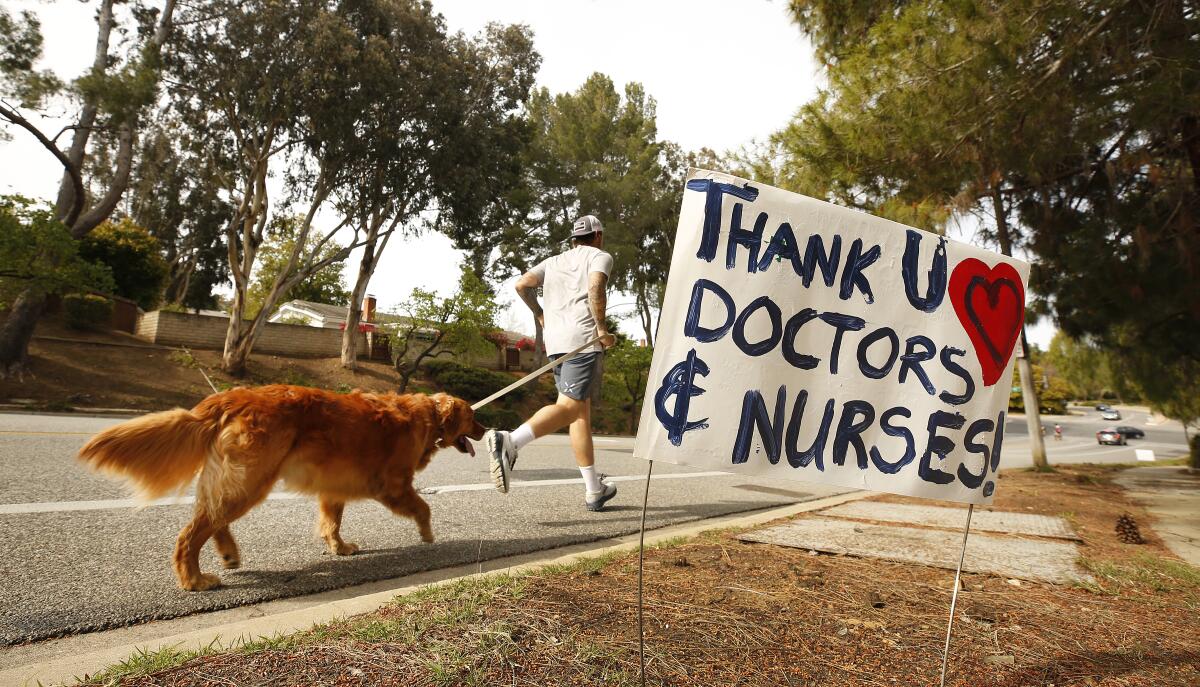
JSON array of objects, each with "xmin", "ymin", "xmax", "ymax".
[
  {"xmin": 335, "ymin": 542, "xmax": 360, "ymax": 556},
  {"xmin": 181, "ymin": 573, "xmax": 222, "ymax": 592},
  {"xmin": 220, "ymin": 554, "xmax": 241, "ymax": 569},
  {"xmin": 420, "ymin": 530, "xmax": 435, "ymax": 544}
]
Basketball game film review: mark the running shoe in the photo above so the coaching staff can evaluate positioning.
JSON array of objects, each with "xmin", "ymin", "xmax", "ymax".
[
  {"xmin": 585, "ymin": 480, "xmax": 617, "ymax": 512},
  {"xmin": 485, "ymin": 429, "xmax": 518, "ymax": 494}
]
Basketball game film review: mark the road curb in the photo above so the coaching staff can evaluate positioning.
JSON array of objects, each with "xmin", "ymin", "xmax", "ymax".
[
  {"xmin": 0, "ymin": 490, "xmax": 868, "ymax": 686},
  {"xmin": 0, "ymin": 405, "xmax": 148, "ymax": 418}
]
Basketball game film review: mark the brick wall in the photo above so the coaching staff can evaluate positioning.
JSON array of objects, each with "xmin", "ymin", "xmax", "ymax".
[{"xmin": 136, "ymin": 311, "xmax": 368, "ymax": 357}]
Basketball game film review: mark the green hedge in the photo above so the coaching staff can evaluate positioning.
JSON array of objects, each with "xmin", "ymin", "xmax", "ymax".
[
  {"xmin": 63, "ymin": 293, "xmax": 112, "ymax": 331},
  {"xmin": 423, "ymin": 359, "xmax": 526, "ymax": 403},
  {"xmin": 474, "ymin": 406, "xmax": 522, "ymax": 429}
]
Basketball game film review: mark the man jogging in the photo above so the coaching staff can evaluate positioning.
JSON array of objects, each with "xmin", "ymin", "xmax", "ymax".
[{"xmin": 483, "ymin": 215, "xmax": 618, "ymax": 511}]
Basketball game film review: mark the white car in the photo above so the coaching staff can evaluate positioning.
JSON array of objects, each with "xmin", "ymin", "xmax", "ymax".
[{"xmin": 1102, "ymin": 410, "xmax": 1122, "ymax": 421}]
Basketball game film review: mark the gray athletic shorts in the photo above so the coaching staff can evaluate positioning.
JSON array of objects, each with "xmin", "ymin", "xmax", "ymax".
[{"xmin": 551, "ymin": 351, "xmax": 603, "ymax": 402}]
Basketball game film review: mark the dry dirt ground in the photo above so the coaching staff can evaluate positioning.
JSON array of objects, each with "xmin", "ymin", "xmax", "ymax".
[
  {"xmin": 0, "ymin": 319, "xmax": 413, "ymax": 411},
  {"xmin": 82, "ymin": 464, "xmax": 1200, "ymax": 687}
]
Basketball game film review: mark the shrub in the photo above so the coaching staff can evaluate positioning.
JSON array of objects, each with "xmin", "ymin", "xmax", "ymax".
[
  {"xmin": 63, "ymin": 293, "xmax": 112, "ymax": 331},
  {"xmin": 423, "ymin": 359, "xmax": 525, "ymax": 403},
  {"xmin": 474, "ymin": 406, "xmax": 522, "ymax": 429},
  {"xmin": 78, "ymin": 218, "xmax": 168, "ymax": 310}
]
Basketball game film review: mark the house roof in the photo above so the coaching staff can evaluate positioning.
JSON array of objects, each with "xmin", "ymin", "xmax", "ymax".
[
  {"xmin": 281, "ymin": 300, "xmax": 350, "ymax": 321},
  {"xmin": 278, "ymin": 300, "xmax": 532, "ymax": 343}
]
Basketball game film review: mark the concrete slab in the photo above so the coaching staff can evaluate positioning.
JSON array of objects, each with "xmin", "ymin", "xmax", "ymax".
[
  {"xmin": 1113, "ymin": 466, "xmax": 1200, "ymax": 567},
  {"xmin": 819, "ymin": 501, "xmax": 1079, "ymax": 540},
  {"xmin": 738, "ymin": 519, "xmax": 1091, "ymax": 584}
]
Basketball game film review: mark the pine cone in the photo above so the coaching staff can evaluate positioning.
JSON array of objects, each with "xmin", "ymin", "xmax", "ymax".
[{"xmin": 1116, "ymin": 513, "xmax": 1145, "ymax": 545}]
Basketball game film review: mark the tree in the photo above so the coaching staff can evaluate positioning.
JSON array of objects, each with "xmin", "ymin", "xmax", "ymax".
[
  {"xmin": 0, "ymin": 1, "xmax": 177, "ymax": 376},
  {"xmin": 245, "ymin": 217, "xmax": 350, "ymax": 318},
  {"xmin": 777, "ymin": 1, "xmax": 1152, "ymax": 469},
  {"xmin": 77, "ymin": 218, "xmax": 167, "ymax": 309},
  {"xmin": 604, "ymin": 339, "xmax": 654, "ymax": 434},
  {"xmin": 475, "ymin": 74, "xmax": 682, "ymax": 349},
  {"xmin": 1106, "ymin": 332, "xmax": 1200, "ymax": 469},
  {"xmin": 333, "ymin": 10, "xmax": 539, "ymax": 370},
  {"xmin": 385, "ymin": 268, "xmax": 498, "ymax": 393},
  {"xmin": 1008, "ymin": 364, "xmax": 1071, "ymax": 415},
  {"xmin": 1044, "ymin": 331, "xmax": 1118, "ymax": 401},
  {"xmin": 0, "ymin": 196, "xmax": 113, "ymax": 307},
  {"xmin": 113, "ymin": 121, "xmax": 233, "ymax": 310},
  {"xmin": 168, "ymin": 0, "xmax": 403, "ymax": 376}
]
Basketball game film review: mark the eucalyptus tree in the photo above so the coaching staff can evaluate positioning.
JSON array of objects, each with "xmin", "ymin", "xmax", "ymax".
[
  {"xmin": 168, "ymin": 0, "xmax": 398, "ymax": 375},
  {"xmin": 335, "ymin": 10, "xmax": 539, "ymax": 369},
  {"xmin": 0, "ymin": 1, "xmax": 177, "ymax": 377},
  {"xmin": 90, "ymin": 120, "xmax": 234, "ymax": 310}
]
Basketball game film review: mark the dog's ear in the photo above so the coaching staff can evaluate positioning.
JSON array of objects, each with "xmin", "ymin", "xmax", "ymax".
[{"xmin": 432, "ymin": 392, "xmax": 455, "ymax": 429}]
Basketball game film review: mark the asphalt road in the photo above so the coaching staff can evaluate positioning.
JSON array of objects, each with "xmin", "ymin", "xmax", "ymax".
[
  {"xmin": 0, "ymin": 412, "xmax": 846, "ymax": 645},
  {"xmin": 0, "ymin": 404, "xmax": 1187, "ymax": 646}
]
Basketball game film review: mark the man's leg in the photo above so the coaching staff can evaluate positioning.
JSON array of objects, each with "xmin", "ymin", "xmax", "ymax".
[
  {"xmin": 569, "ymin": 398, "xmax": 616, "ymax": 510},
  {"xmin": 568, "ymin": 398, "xmax": 594, "ymax": 468},
  {"xmin": 529, "ymin": 395, "xmax": 587, "ymax": 439},
  {"xmin": 486, "ymin": 394, "xmax": 584, "ymax": 493}
]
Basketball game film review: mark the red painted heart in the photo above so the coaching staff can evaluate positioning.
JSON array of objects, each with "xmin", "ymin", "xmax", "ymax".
[{"xmin": 948, "ymin": 258, "xmax": 1025, "ymax": 387}]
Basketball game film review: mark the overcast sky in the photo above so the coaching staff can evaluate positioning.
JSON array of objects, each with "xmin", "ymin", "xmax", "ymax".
[{"xmin": 0, "ymin": 0, "xmax": 1054, "ymax": 345}]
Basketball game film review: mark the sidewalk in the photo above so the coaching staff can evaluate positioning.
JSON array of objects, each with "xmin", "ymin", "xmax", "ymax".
[{"xmin": 1114, "ymin": 465, "xmax": 1200, "ymax": 566}]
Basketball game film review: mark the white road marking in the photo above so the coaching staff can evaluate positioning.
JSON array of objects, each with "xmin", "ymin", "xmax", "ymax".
[
  {"xmin": 0, "ymin": 471, "xmax": 731, "ymax": 515},
  {"xmin": 421, "ymin": 470, "xmax": 731, "ymax": 494}
]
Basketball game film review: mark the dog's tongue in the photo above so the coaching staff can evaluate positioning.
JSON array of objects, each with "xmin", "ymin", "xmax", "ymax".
[{"xmin": 458, "ymin": 436, "xmax": 475, "ymax": 456}]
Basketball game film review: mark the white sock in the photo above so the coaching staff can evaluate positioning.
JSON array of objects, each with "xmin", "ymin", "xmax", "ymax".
[
  {"xmin": 580, "ymin": 465, "xmax": 602, "ymax": 493},
  {"xmin": 510, "ymin": 423, "xmax": 536, "ymax": 451}
]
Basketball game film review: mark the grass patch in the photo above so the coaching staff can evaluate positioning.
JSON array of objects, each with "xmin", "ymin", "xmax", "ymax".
[
  {"xmin": 1080, "ymin": 553, "xmax": 1200, "ymax": 596},
  {"xmin": 167, "ymin": 349, "xmax": 199, "ymax": 369},
  {"xmin": 281, "ymin": 367, "xmax": 314, "ymax": 387},
  {"xmin": 34, "ymin": 399, "xmax": 75, "ymax": 412},
  {"xmin": 82, "ymin": 643, "xmax": 208, "ymax": 685}
]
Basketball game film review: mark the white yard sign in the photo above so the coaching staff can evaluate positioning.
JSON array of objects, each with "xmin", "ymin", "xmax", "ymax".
[{"xmin": 634, "ymin": 170, "xmax": 1030, "ymax": 505}]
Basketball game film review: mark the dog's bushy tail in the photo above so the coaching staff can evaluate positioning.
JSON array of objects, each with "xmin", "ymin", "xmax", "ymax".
[{"xmin": 78, "ymin": 409, "xmax": 218, "ymax": 501}]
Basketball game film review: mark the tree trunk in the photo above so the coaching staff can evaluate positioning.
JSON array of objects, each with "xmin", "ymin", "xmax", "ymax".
[
  {"xmin": 1186, "ymin": 424, "xmax": 1198, "ymax": 471},
  {"xmin": 1016, "ymin": 334, "xmax": 1051, "ymax": 470},
  {"xmin": 397, "ymin": 338, "xmax": 443, "ymax": 393},
  {"xmin": 54, "ymin": 0, "xmax": 116, "ymax": 221},
  {"xmin": 221, "ymin": 301, "xmax": 251, "ymax": 377},
  {"xmin": 991, "ymin": 186, "xmax": 1050, "ymax": 470},
  {"xmin": 0, "ymin": 290, "xmax": 46, "ymax": 379},
  {"xmin": 636, "ymin": 289, "xmax": 654, "ymax": 346},
  {"xmin": 341, "ymin": 234, "xmax": 380, "ymax": 370}
]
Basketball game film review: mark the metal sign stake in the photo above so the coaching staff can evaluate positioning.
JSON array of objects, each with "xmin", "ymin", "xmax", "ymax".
[
  {"xmin": 939, "ymin": 503, "xmax": 975, "ymax": 687},
  {"xmin": 637, "ymin": 459, "xmax": 654, "ymax": 687}
]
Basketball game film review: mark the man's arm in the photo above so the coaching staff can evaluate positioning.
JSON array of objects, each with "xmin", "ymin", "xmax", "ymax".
[
  {"xmin": 588, "ymin": 271, "xmax": 616, "ymax": 348},
  {"xmin": 514, "ymin": 271, "xmax": 543, "ymax": 328}
]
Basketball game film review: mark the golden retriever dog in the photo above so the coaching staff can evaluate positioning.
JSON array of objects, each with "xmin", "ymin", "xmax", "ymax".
[{"xmin": 78, "ymin": 385, "xmax": 485, "ymax": 591}]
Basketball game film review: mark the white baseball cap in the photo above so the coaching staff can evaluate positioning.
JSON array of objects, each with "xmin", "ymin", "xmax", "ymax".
[{"xmin": 571, "ymin": 215, "xmax": 603, "ymax": 237}]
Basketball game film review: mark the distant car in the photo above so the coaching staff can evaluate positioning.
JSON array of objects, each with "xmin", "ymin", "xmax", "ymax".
[
  {"xmin": 1095, "ymin": 403, "xmax": 1112, "ymax": 411},
  {"xmin": 1102, "ymin": 410, "xmax": 1122, "ymax": 421},
  {"xmin": 1115, "ymin": 425, "xmax": 1144, "ymax": 439},
  {"xmin": 1097, "ymin": 428, "xmax": 1126, "ymax": 446}
]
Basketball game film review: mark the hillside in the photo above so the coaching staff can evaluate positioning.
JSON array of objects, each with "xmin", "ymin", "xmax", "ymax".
[{"xmin": 0, "ymin": 317, "xmax": 585, "ymax": 432}]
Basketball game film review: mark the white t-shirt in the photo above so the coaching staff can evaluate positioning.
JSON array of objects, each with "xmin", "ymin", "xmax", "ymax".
[{"xmin": 528, "ymin": 246, "xmax": 614, "ymax": 355}]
